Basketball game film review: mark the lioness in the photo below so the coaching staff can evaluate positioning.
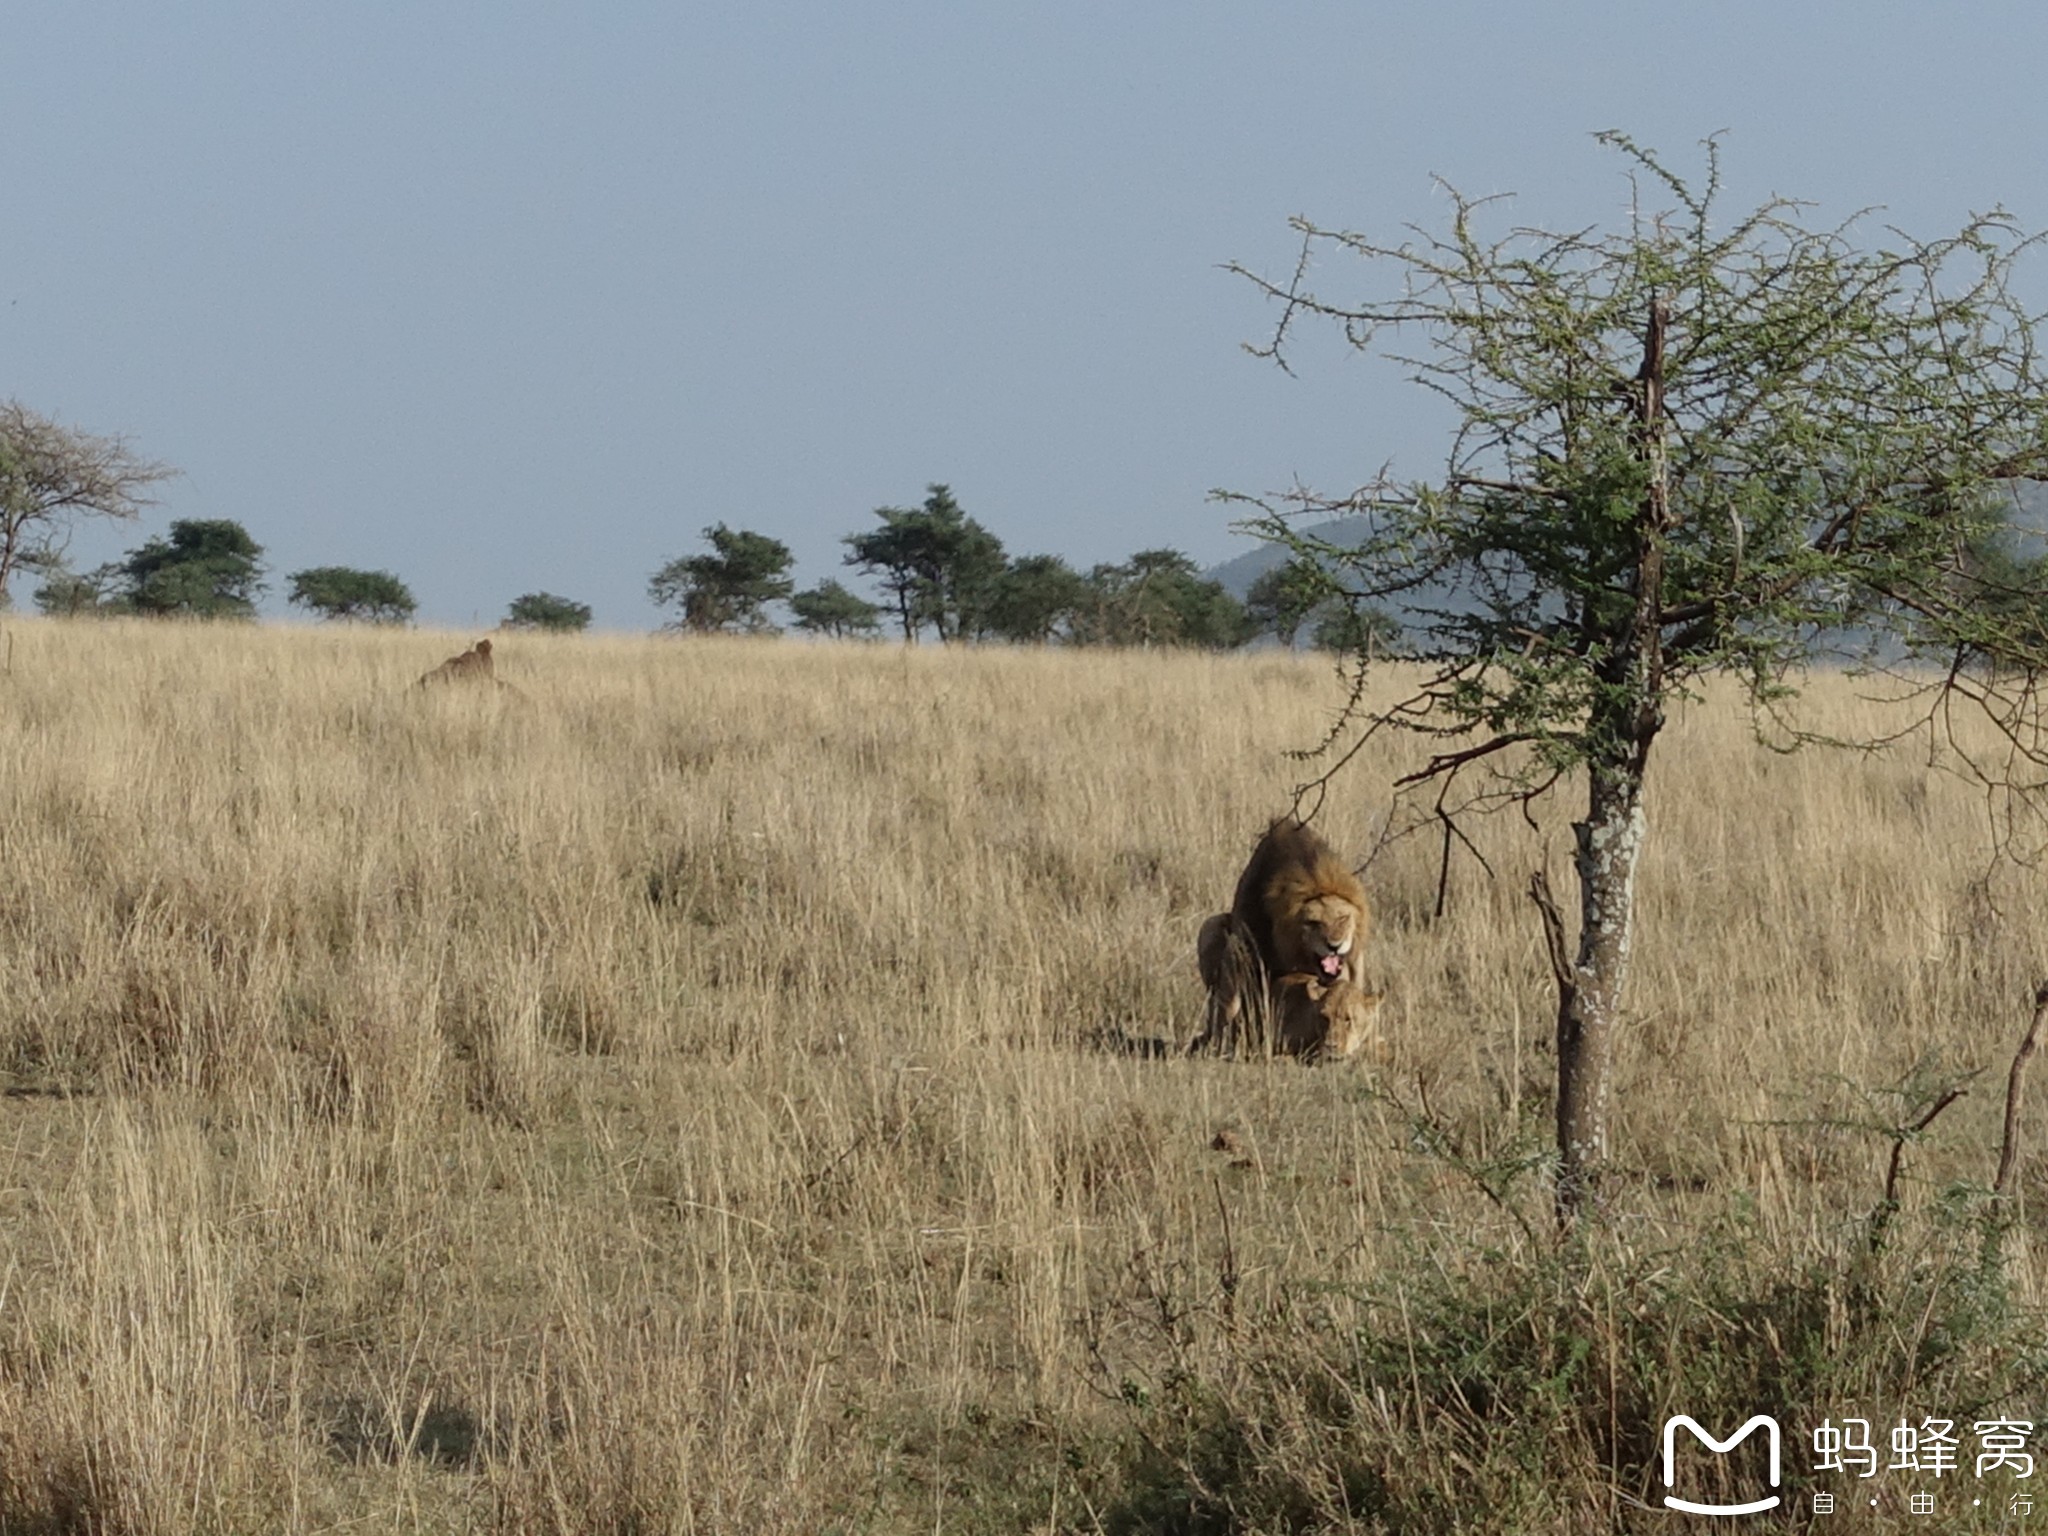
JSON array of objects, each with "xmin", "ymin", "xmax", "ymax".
[
  {"xmin": 1191, "ymin": 817, "xmax": 1376, "ymax": 1058},
  {"xmin": 1194, "ymin": 924, "xmax": 1385, "ymax": 1060},
  {"xmin": 418, "ymin": 638, "xmax": 494, "ymax": 687},
  {"xmin": 1271, "ymin": 972, "xmax": 1384, "ymax": 1063}
]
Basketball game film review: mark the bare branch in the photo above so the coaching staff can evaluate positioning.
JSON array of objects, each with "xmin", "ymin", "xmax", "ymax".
[
  {"xmin": 1869, "ymin": 1085, "xmax": 1969, "ymax": 1253},
  {"xmin": 1994, "ymin": 981, "xmax": 2048, "ymax": 1198},
  {"xmin": 1528, "ymin": 870, "xmax": 1574, "ymax": 1001},
  {"xmin": 0, "ymin": 400, "xmax": 174, "ymax": 605},
  {"xmin": 1393, "ymin": 733, "xmax": 1536, "ymax": 788}
]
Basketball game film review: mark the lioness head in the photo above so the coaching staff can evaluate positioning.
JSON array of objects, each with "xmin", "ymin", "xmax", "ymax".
[
  {"xmin": 1294, "ymin": 892, "xmax": 1362, "ymax": 980},
  {"xmin": 1315, "ymin": 983, "xmax": 1384, "ymax": 1062},
  {"xmin": 1273, "ymin": 974, "xmax": 1384, "ymax": 1062}
]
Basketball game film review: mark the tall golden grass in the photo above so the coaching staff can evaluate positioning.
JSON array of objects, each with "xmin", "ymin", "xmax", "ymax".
[{"xmin": 0, "ymin": 617, "xmax": 2043, "ymax": 1531}]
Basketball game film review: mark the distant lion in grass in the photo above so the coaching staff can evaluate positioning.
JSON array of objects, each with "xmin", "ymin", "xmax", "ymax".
[
  {"xmin": 414, "ymin": 637, "xmax": 532, "ymax": 704},
  {"xmin": 418, "ymin": 639, "xmax": 495, "ymax": 688},
  {"xmin": 1192, "ymin": 817, "xmax": 1377, "ymax": 1059}
]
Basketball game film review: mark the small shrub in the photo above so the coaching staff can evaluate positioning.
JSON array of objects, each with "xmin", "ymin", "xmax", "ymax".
[{"xmin": 1101, "ymin": 1198, "xmax": 2048, "ymax": 1533}]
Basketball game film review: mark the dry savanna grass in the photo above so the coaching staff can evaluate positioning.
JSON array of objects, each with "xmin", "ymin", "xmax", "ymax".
[{"xmin": 1, "ymin": 617, "xmax": 2046, "ymax": 1532}]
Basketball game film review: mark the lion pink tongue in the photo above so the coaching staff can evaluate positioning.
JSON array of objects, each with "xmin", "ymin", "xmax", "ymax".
[{"xmin": 1319, "ymin": 954, "xmax": 1343, "ymax": 979}]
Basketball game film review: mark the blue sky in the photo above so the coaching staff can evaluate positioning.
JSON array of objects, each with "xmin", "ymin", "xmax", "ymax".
[{"xmin": 7, "ymin": 1, "xmax": 2047, "ymax": 629}]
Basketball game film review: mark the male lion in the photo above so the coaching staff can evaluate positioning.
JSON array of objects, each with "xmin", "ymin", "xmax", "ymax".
[
  {"xmin": 418, "ymin": 638, "xmax": 494, "ymax": 687},
  {"xmin": 1191, "ymin": 817, "xmax": 1376, "ymax": 1058}
]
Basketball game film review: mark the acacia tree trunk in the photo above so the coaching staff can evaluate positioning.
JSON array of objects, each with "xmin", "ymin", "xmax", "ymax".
[
  {"xmin": 1556, "ymin": 753, "xmax": 1649, "ymax": 1218},
  {"xmin": 1555, "ymin": 297, "xmax": 1671, "ymax": 1224}
]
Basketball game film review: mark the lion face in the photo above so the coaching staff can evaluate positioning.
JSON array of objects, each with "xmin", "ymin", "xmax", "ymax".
[
  {"xmin": 1273, "ymin": 974, "xmax": 1383, "ymax": 1062},
  {"xmin": 1313, "ymin": 982, "xmax": 1384, "ymax": 1062},
  {"xmin": 1293, "ymin": 893, "xmax": 1362, "ymax": 981}
]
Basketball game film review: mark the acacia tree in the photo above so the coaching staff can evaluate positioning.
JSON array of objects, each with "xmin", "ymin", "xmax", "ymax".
[
  {"xmin": 789, "ymin": 579, "xmax": 882, "ymax": 638},
  {"xmin": 1309, "ymin": 601, "xmax": 1403, "ymax": 658},
  {"xmin": 985, "ymin": 554, "xmax": 1089, "ymax": 643},
  {"xmin": 31, "ymin": 561, "xmax": 125, "ymax": 616},
  {"xmin": 648, "ymin": 524, "xmax": 794, "ymax": 633},
  {"xmin": 288, "ymin": 566, "xmax": 416, "ymax": 624},
  {"xmin": 1232, "ymin": 135, "xmax": 2048, "ymax": 1221},
  {"xmin": 121, "ymin": 518, "xmax": 266, "ymax": 618},
  {"xmin": 843, "ymin": 485, "xmax": 1006, "ymax": 642},
  {"xmin": 1072, "ymin": 549, "xmax": 1248, "ymax": 649},
  {"xmin": 0, "ymin": 401, "xmax": 173, "ymax": 607},
  {"xmin": 1244, "ymin": 562, "xmax": 1324, "ymax": 645},
  {"xmin": 505, "ymin": 592, "xmax": 593, "ymax": 632}
]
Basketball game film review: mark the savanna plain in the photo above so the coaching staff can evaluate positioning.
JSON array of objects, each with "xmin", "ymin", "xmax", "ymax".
[{"xmin": 2, "ymin": 620, "xmax": 2046, "ymax": 1534}]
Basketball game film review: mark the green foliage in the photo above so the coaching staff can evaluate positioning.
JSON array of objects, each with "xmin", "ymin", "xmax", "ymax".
[
  {"xmin": 984, "ymin": 553, "xmax": 1090, "ymax": 643},
  {"xmin": 1072, "ymin": 549, "xmax": 1249, "ymax": 649},
  {"xmin": 28, "ymin": 565, "xmax": 95, "ymax": 617},
  {"xmin": 1950, "ymin": 521, "xmax": 2048, "ymax": 665},
  {"xmin": 1244, "ymin": 558, "xmax": 1404, "ymax": 654},
  {"xmin": 1231, "ymin": 133, "xmax": 2048, "ymax": 785},
  {"xmin": 648, "ymin": 523, "xmax": 795, "ymax": 633},
  {"xmin": 1243, "ymin": 562, "xmax": 1325, "ymax": 645},
  {"xmin": 286, "ymin": 565, "xmax": 416, "ymax": 624},
  {"xmin": 504, "ymin": 591, "xmax": 593, "ymax": 632},
  {"xmin": 788, "ymin": 578, "xmax": 882, "ymax": 638},
  {"xmin": 1309, "ymin": 601, "xmax": 1403, "ymax": 658},
  {"xmin": 29, "ymin": 560, "xmax": 124, "ymax": 617},
  {"xmin": 119, "ymin": 518, "xmax": 265, "ymax": 619},
  {"xmin": 1101, "ymin": 1191, "xmax": 2042, "ymax": 1533},
  {"xmin": 842, "ymin": 484, "xmax": 1007, "ymax": 642}
]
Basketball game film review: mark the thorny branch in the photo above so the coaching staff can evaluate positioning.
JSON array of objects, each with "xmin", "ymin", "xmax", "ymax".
[{"xmin": 1868, "ymin": 1085, "xmax": 1969, "ymax": 1253}]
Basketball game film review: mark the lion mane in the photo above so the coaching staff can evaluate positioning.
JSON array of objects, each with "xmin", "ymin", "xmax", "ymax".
[{"xmin": 1192, "ymin": 818, "xmax": 1377, "ymax": 1059}]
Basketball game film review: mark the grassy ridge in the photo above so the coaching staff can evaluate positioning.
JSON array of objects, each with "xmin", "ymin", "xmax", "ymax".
[{"xmin": 0, "ymin": 619, "xmax": 2042, "ymax": 1531}]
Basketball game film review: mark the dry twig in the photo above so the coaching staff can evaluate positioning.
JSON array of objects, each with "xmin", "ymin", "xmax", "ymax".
[{"xmin": 1993, "ymin": 981, "xmax": 2048, "ymax": 1198}]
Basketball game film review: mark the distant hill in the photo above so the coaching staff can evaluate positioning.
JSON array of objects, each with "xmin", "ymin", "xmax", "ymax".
[
  {"xmin": 1205, "ymin": 519, "xmax": 1366, "ymax": 599},
  {"xmin": 1205, "ymin": 482, "xmax": 2048, "ymax": 660},
  {"xmin": 1989, "ymin": 477, "xmax": 2048, "ymax": 549},
  {"xmin": 1208, "ymin": 482, "xmax": 2048, "ymax": 593}
]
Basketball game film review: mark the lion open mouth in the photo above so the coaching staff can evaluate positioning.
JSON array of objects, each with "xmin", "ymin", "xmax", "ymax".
[{"xmin": 1318, "ymin": 953, "xmax": 1344, "ymax": 979}]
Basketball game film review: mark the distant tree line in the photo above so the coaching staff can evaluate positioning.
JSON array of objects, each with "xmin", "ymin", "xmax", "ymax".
[
  {"xmin": 2, "ymin": 400, "xmax": 1389, "ymax": 650},
  {"xmin": 647, "ymin": 483, "xmax": 1389, "ymax": 651},
  {"xmin": 26, "ymin": 517, "xmax": 601, "ymax": 636}
]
